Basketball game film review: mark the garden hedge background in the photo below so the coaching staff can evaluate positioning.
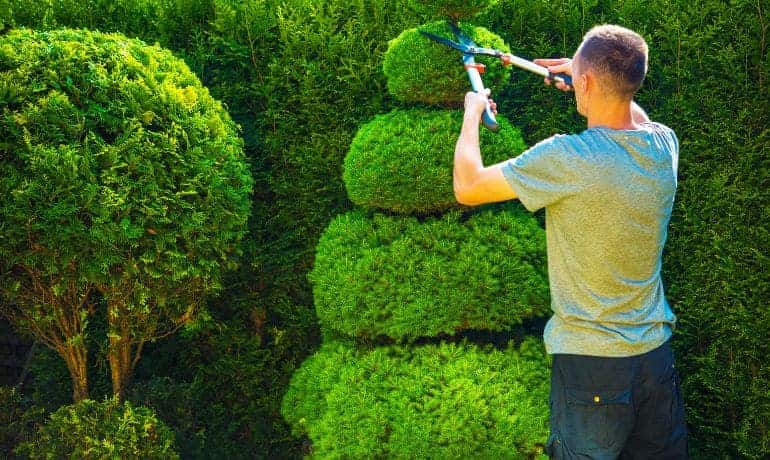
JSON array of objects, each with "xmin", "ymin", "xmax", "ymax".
[{"xmin": 0, "ymin": 0, "xmax": 768, "ymax": 458}]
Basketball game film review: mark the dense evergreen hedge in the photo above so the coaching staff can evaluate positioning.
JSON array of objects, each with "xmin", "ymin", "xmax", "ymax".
[
  {"xmin": 310, "ymin": 206, "xmax": 549, "ymax": 341},
  {"xmin": 410, "ymin": 0, "xmax": 494, "ymax": 20},
  {"xmin": 383, "ymin": 21, "xmax": 510, "ymax": 105},
  {"xmin": 4, "ymin": 0, "xmax": 769, "ymax": 458},
  {"xmin": 281, "ymin": 337, "xmax": 550, "ymax": 459},
  {"xmin": 344, "ymin": 109, "xmax": 527, "ymax": 213}
]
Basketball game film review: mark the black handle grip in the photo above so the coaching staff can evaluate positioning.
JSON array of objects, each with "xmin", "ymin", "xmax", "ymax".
[{"xmin": 549, "ymin": 72, "xmax": 572, "ymax": 87}]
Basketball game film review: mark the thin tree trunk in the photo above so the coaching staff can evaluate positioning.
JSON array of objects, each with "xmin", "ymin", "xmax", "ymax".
[
  {"xmin": 107, "ymin": 298, "xmax": 138, "ymax": 402},
  {"xmin": 60, "ymin": 342, "xmax": 89, "ymax": 402}
]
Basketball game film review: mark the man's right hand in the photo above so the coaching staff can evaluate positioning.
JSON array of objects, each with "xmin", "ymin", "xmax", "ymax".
[{"xmin": 534, "ymin": 58, "xmax": 573, "ymax": 92}]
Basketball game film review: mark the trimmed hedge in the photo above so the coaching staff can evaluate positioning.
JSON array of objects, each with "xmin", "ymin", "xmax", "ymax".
[
  {"xmin": 344, "ymin": 109, "xmax": 526, "ymax": 214},
  {"xmin": 309, "ymin": 206, "xmax": 549, "ymax": 342},
  {"xmin": 16, "ymin": 396, "xmax": 179, "ymax": 459},
  {"xmin": 410, "ymin": 0, "xmax": 495, "ymax": 20},
  {"xmin": 281, "ymin": 337, "xmax": 550, "ymax": 459},
  {"xmin": 383, "ymin": 21, "xmax": 510, "ymax": 105}
]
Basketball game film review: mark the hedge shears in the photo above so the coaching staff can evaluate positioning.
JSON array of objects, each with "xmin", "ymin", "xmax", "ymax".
[{"xmin": 420, "ymin": 21, "xmax": 572, "ymax": 132}]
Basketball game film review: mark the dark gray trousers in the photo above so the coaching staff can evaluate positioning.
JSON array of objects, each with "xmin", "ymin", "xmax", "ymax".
[{"xmin": 545, "ymin": 339, "xmax": 688, "ymax": 459}]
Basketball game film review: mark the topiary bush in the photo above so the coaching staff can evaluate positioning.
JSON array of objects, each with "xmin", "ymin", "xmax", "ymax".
[
  {"xmin": 281, "ymin": 337, "xmax": 550, "ymax": 459},
  {"xmin": 16, "ymin": 396, "xmax": 179, "ymax": 459},
  {"xmin": 310, "ymin": 206, "xmax": 549, "ymax": 341},
  {"xmin": 383, "ymin": 21, "xmax": 510, "ymax": 105},
  {"xmin": 344, "ymin": 109, "xmax": 527, "ymax": 213},
  {"xmin": 0, "ymin": 27, "xmax": 253, "ymax": 400},
  {"xmin": 284, "ymin": 1, "xmax": 553, "ymax": 456}
]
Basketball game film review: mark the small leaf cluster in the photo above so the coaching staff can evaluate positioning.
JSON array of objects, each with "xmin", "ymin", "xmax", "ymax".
[
  {"xmin": 310, "ymin": 206, "xmax": 549, "ymax": 342},
  {"xmin": 383, "ymin": 21, "xmax": 510, "ymax": 105},
  {"xmin": 281, "ymin": 337, "xmax": 550, "ymax": 459},
  {"xmin": 0, "ymin": 28, "xmax": 252, "ymax": 311},
  {"xmin": 409, "ymin": 0, "xmax": 496, "ymax": 20},
  {"xmin": 345, "ymin": 109, "xmax": 527, "ymax": 213},
  {"xmin": 15, "ymin": 396, "xmax": 179, "ymax": 459}
]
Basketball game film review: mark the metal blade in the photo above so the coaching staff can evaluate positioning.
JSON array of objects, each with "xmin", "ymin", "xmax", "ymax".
[
  {"xmin": 447, "ymin": 21, "xmax": 503, "ymax": 58},
  {"xmin": 418, "ymin": 30, "xmax": 469, "ymax": 53}
]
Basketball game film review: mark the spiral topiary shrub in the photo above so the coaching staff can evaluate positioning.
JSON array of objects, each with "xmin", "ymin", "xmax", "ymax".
[
  {"xmin": 0, "ymin": 28, "xmax": 253, "ymax": 400},
  {"xmin": 344, "ymin": 109, "xmax": 527, "ymax": 213},
  {"xmin": 410, "ymin": 0, "xmax": 496, "ymax": 21},
  {"xmin": 16, "ymin": 396, "xmax": 179, "ymax": 459},
  {"xmin": 281, "ymin": 337, "xmax": 550, "ymax": 459},
  {"xmin": 309, "ymin": 206, "xmax": 549, "ymax": 342},
  {"xmin": 383, "ymin": 21, "xmax": 510, "ymax": 105}
]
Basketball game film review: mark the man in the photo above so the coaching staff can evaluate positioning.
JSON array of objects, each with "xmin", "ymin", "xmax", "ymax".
[{"xmin": 453, "ymin": 25, "xmax": 688, "ymax": 459}]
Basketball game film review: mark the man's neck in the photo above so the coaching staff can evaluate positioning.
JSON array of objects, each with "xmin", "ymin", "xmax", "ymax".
[{"xmin": 586, "ymin": 97, "xmax": 639, "ymax": 130}]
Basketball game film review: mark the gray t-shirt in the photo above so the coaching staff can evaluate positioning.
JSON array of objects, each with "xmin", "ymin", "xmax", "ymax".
[{"xmin": 501, "ymin": 121, "xmax": 678, "ymax": 357}]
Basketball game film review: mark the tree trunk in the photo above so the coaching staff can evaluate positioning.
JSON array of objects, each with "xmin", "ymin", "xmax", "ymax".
[
  {"xmin": 107, "ymin": 298, "xmax": 141, "ymax": 402},
  {"xmin": 60, "ymin": 342, "xmax": 89, "ymax": 402}
]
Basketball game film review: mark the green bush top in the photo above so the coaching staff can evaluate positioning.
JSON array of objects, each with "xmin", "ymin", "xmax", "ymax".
[
  {"xmin": 0, "ymin": 28, "xmax": 252, "ymax": 308},
  {"xmin": 281, "ymin": 337, "xmax": 550, "ymax": 459},
  {"xmin": 344, "ymin": 108, "xmax": 527, "ymax": 214},
  {"xmin": 309, "ymin": 207, "xmax": 549, "ymax": 342},
  {"xmin": 383, "ymin": 21, "xmax": 510, "ymax": 105}
]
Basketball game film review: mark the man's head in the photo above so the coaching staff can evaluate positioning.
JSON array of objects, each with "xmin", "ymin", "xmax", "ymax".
[{"xmin": 572, "ymin": 25, "xmax": 648, "ymax": 113}]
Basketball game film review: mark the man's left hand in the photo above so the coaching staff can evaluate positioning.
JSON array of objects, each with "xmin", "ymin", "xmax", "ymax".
[{"xmin": 464, "ymin": 89, "xmax": 497, "ymax": 120}]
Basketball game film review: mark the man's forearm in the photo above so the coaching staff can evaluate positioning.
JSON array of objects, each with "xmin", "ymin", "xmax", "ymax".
[{"xmin": 454, "ymin": 112, "xmax": 484, "ymax": 193}]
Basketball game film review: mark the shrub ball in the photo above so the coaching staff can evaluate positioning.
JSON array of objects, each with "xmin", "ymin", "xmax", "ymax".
[
  {"xmin": 281, "ymin": 337, "xmax": 550, "ymax": 459},
  {"xmin": 344, "ymin": 108, "xmax": 526, "ymax": 214},
  {"xmin": 309, "ymin": 206, "xmax": 550, "ymax": 342},
  {"xmin": 383, "ymin": 21, "xmax": 510, "ymax": 105},
  {"xmin": 0, "ymin": 28, "xmax": 252, "ymax": 311}
]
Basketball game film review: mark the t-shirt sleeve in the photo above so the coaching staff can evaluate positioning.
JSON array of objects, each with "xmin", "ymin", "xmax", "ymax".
[
  {"xmin": 500, "ymin": 134, "xmax": 588, "ymax": 212},
  {"xmin": 643, "ymin": 121, "xmax": 679, "ymax": 182}
]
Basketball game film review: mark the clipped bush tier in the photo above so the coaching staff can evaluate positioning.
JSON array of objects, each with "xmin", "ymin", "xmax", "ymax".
[
  {"xmin": 344, "ymin": 109, "xmax": 527, "ymax": 214},
  {"xmin": 281, "ymin": 337, "xmax": 550, "ymax": 459},
  {"xmin": 0, "ymin": 28, "xmax": 252, "ymax": 301},
  {"xmin": 383, "ymin": 21, "xmax": 510, "ymax": 105},
  {"xmin": 309, "ymin": 207, "xmax": 549, "ymax": 342},
  {"xmin": 410, "ymin": 0, "xmax": 495, "ymax": 20}
]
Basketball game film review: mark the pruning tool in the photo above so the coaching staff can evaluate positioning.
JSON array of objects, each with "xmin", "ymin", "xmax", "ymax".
[{"xmin": 420, "ymin": 21, "xmax": 573, "ymax": 132}]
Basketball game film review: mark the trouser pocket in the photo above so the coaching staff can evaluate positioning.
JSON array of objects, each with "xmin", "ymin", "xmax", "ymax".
[{"xmin": 563, "ymin": 387, "xmax": 634, "ymax": 456}]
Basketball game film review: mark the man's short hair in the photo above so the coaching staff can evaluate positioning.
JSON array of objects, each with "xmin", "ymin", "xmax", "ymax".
[{"xmin": 576, "ymin": 25, "xmax": 648, "ymax": 99}]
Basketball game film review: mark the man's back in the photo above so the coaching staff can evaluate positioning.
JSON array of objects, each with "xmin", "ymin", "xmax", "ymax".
[{"xmin": 502, "ymin": 121, "xmax": 679, "ymax": 357}]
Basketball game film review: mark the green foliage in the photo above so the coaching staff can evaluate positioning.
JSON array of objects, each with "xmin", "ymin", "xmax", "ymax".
[
  {"xmin": 409, "ymin": 0, "xmax": 497, "ymax": 21},
  {"xmin": 16, "ymin": 395, "xmax": 179, "ymax": 459},
  {"xmin": 0, "ymin": 386, "xmax": 45, "ymax": 457},
  {"xmin": 129, "ymin": 299, "xmax": 319, "ymax": 459},
  {"xmin": 282, "ymin": 337, "xmax": 550, "ymax": 459},
  {"xmin": 384, "ymin": 21, "xmax": 511, "ymax": 105},
  {"xmin": 310, "ymin": 206, "xmax": 549, "ymax": 342},
  {"xmin": 0, "ymin": 27, "xmax": 252, "ymax": 397},
  {"xmin": 345, "ymin": 109, "xmax": 527, "ymax": 213}
]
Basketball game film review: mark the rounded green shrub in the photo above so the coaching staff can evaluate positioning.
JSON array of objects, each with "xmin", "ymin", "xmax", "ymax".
[
  {"xmin": 281, "ymin": 337, "xmax": 550, "ymax": 459},
  {"xmin": 309, "ymin": 206, "xmax": 549, "ymax": 342},
  {"xmin": 383, "ymin": 21, "xmax": 511, "ymax": 105},
  {"xmin": 344, "ymin": 109, "xmax": 527, "ymax": 213},
  {"xmin": 0, "ymin": 27, "xmax": 253, "ymax": 398},
  {"xmin": 410, "ymin": 0, "xmax": 496, "ymax": 20},
  {"xmin": 0, "ymin": 28, "xmax": 252, "ymax": 293},
  {"xmin": 16, "ymin": 396, "xmax": 179, "ymax": 459}
]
